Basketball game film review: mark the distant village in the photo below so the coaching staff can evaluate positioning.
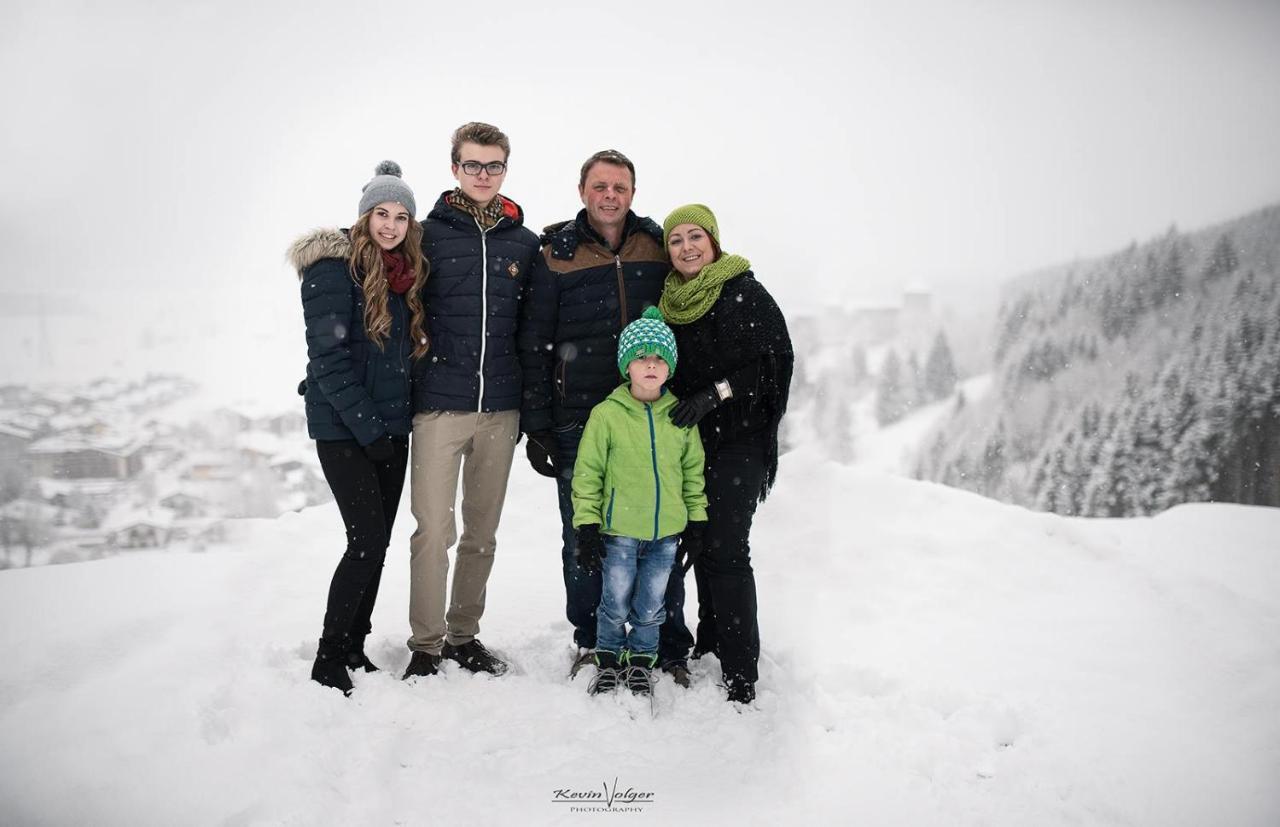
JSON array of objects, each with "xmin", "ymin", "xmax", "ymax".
[{"xmin": 0, "ymin": 374, "xmax": 328, "ymax": 568}]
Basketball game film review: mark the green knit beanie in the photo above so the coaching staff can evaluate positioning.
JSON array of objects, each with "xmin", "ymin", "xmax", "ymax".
[
  {"xmin": 663, "ymin": 203, "xmax": 720, "ymax": 249},
  {"xmin": 617, "ymin": 306, "xmax": 678, "ymax": 378}
]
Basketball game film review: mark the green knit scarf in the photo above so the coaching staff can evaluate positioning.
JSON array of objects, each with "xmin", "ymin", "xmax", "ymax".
[{"xmin": 658, "ymin": 253, "xmax": 751, "ymax": 325}]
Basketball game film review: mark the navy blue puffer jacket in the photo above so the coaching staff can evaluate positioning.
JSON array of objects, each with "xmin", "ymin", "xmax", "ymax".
[
  {"xmin": 411, "ymin": 192, "xmax": 540, "ymax": 413},
  {"xmin": 291, "ymin": 228, "xmax": 413, "ymax": 445}
]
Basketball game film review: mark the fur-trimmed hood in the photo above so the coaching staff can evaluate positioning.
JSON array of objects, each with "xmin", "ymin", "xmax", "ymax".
[{"xmin": 288, "ymin": 227, "xmax": 350, "ymax": 278}]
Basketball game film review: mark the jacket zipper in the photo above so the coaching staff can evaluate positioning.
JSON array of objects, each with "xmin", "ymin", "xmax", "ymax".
[
  {"xmin": 615, "ymin": 255, "xmax": 628, "ymax": 330},
  {"xmin": 646, "ymin": 402, "xmax": 659, "ymax": 540},
  {"xmin": 475, "ymin": 217, "xmax": 503, "ymax": 413}
]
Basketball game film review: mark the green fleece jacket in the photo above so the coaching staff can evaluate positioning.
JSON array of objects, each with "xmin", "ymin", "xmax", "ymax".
[{"xmin": 572, "ymin": 384, "xmax": 708, "ymax": 540}]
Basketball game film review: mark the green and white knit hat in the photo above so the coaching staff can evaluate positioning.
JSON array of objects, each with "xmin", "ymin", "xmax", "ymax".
[
  {"xmin": 662, "ymin": 203, "xmax": 720, "ymax": 249},
  {"xmin": 617, "ymin": 306, "xmax": 677, "ymax": 377}
]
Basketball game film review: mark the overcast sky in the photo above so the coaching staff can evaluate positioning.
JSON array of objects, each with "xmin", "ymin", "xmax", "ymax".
[{"xmin": 3, "ymin": 0, "xmax": 1278, "ymax": 326}]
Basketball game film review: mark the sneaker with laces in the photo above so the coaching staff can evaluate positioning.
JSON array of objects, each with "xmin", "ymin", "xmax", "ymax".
[
  {"xmin": 587, "ymin": 651, "xmax": 621, "ymax": 695},
  {"xmin": 401, "ymin": 651, "xmax": 442, "ymax": 680},
  {"xmin": 442, "ymin": 639, "xmax": 509, "ymax": 676},
  {"xmin": 623, "ymin": 652, "xmax": 657, "ymax": 696}
]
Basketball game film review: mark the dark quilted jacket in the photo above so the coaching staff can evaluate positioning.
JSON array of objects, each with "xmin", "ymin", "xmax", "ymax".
[
  {"xmin": 517, "ymin": 210, "xmax": 669, "ymax": 433},
  {"xmin": 411, "ymin": 192, "xmax": 540, "ymax": 413},
  {"xmin": 291, "ymin": 228, "xmax": 413, "ymax": 445}
]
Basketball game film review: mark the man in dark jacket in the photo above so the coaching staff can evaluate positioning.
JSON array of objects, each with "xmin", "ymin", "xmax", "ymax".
[
  {"xmin": 517, "ymin": 150, "xmax": 693, "ymax": 682},
  {"xmin": 403, "ymin": 122, "xmax": 539, "ymax": 681}
]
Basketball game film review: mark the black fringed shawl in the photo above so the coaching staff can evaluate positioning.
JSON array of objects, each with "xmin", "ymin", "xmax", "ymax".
[{"xmin": 666, "ymin": 271, "xmax": 794, "ymax": 502}]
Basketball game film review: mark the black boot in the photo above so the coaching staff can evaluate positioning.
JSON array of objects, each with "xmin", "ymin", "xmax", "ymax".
[
  {"xmin": 623, "ymin": 652, "xmax": 656, "ymax": 696},
  {"xmin": 724, "ymin": 676, "xmax": 755, "ymax": 705},
  {"xmin": 402, "ymin": 651, "xmax": 442, "ymax": 680},
  {"xmin": 311, "ymin": 637, "xmax": 354, "ymax": 696},
  {"xmin": 346, "ymin": 636, "xmax": 380, "ymax": 673},
  {"xmin": 588, "ymin": 651, "xmax": 621, "ymax": 695}
]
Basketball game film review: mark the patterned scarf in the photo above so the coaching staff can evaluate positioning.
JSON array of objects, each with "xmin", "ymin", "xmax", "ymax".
[
  {"xmin": 446, "ymin": 188, "xmax": 506, "ymax": 229},
  {"xmin": 658, "ymin": 253, "xmax": 752, "ymax": 325}
]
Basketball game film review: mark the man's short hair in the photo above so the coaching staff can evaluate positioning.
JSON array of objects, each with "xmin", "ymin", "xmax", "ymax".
[
  {"xmin": 579, "ymin": 149, "xmax": 635, "ymax": 189},
  {"xmin": 451, "ymin": 122, "xmax": 511, "ymax": 163}
]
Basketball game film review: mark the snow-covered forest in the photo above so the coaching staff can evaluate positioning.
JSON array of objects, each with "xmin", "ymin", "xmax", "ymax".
[{"xmin": 913, "ymin": 203, "xmax": 1280, "ymax": 516}]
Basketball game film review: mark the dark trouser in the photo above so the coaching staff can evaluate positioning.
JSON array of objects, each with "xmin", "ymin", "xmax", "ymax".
[
  {"xmin": 670, "ymin": 440, "xmax": 766, "ymax": 687},
  {"xmin": 554, "ymin": 423, "xmax": 693, "ymax": 661},
  {"xmin": 315, "ymin": 437, "xmax": 409, "ymax": 648}
]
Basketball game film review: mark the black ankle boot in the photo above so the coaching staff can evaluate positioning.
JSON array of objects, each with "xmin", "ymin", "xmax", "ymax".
[
  {"xmin": 312, "ymin": 637, "xmax": 354, "ymax": 695},
  {"xmin": 346, "ymin": 636, "xmax": 380, "ymax": 673}
]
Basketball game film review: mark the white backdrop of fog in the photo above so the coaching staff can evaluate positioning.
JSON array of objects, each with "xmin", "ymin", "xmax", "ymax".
[{"xmin": 2, "ymin": 0, "xmax": 1278, "ymax": 406}]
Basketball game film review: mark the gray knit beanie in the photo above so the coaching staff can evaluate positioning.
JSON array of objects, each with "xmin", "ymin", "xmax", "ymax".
[{"xmin": 358, "ymin": 160, "xmax": 416, "ymax": 218}]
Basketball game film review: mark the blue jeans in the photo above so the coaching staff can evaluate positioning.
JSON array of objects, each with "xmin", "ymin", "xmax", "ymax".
[
  {"xmin": 555, "ymin": 424, "xmax": 693, "ymax": 661},
  {"xmin": 596, "ymin": 534, "xmax": 678, "ymax": 658}
]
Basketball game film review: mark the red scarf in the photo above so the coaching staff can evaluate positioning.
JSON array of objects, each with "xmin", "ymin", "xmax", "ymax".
[{"xmin": 382, "ymin": 250, "xmax": 414, "ymax": 294}]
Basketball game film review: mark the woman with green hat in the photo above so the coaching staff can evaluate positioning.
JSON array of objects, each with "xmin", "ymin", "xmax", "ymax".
[{"xmin": 659, "ymin": 203, "xmax": 794, "ymax": 705}]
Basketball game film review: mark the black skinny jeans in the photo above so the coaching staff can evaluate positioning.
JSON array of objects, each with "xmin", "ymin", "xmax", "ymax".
[
  {"xmin": 315, "ymin": 438, "xmax": 409, "ymax": 647},
  {"xmin": 691, "ymin": 439, "xmax": 768, "ymax": 687}
]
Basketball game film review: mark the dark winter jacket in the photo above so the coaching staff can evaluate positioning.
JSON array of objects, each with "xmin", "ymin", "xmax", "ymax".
[
  {"xmin": 412, "ymin": 192, "xmax": 540, "ymax": 413},
  {"xmin": 666, "ymin": 271, "xmax": 794, "ymax": 501},
  {"xmin": 291, "ymin": 228, "xmax": 413, "ymax": 445},
  {"xmin": 517, "ymin": 210, "xmax": 669, "ymax": 433}
]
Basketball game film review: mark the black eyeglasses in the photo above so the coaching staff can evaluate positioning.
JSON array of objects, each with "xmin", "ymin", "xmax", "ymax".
[{"xmin": 458, "ymin": 160, "xmax": 507, "ymax": 176}]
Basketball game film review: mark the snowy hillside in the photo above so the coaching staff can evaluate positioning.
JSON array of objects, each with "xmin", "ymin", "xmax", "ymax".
[{"xmin": 1, "ymin": 449, "xmax": 1276, "ymax": 826}]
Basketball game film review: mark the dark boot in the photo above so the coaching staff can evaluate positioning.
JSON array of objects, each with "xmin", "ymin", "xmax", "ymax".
[
  {"xmin": 725, "ymin": 676, "xmax": 755, "ymax": 705},
  {"xmin": 346, "ymin": 636, "xmax": 380, "ymax": 673},
  {"xmin": 402, "ymin": 651, "xmax": 442, "ymax": 680},
  {"xmin": 442, "ymin": 639, "xmax": 509, "ymax": 676},
  {"xmin": 311, "ymin": 637, "xmax": 354, "ymax": 696},
  {"xmin": 588, "ymin": 651, "xmax": 621, "ymax": 695},
  {"xmin": 623, "ymin": 652, "xmax": 656, "ymax": 696},
  {"xmin": 661, "ymin": 659, "xmax": 692, "ymax": 689}
]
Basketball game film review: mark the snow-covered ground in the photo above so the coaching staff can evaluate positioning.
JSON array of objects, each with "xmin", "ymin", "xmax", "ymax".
[{"xmin": 1, "ymin": 446, "xmax": 1276, "ymax": 826}]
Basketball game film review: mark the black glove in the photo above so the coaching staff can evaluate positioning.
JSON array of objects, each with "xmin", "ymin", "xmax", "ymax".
[
  {"xmin": 575, "ymin": 524, "xmax": 605, "ymax": 574},
  {"xmin": 524, "ymin": 431, "xmax": 559, "ymax": 478},
  {"xmin": 296, "ymin": 378, "xmax": 308, "ymax": 396},
  {"xmin": 363, "ymin": 435, "xmax": 396, "ymax": 463},
  {"xmin": 670, "ymin": 387, "xmax": 721, "ymax": 428},
  {"xmin": 677, "ymin": 521, "xmax": 706, "ymax": 573}
]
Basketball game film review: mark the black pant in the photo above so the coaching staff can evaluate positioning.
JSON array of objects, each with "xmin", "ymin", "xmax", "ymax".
[
  {"xmin": 691, "ymin": 441, "xmax": 766, "ymax": 687},
  {"xmin": 315, "ymin": 437, "xmax": 409, "ymax": 647}
]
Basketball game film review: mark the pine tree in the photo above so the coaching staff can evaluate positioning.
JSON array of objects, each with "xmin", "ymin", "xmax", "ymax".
[
  {"xmin": 923, "ymin": 331, "xmax": 959, "ymax": 402},
  {"xmin": 1201, "ymin": 233, "xmax": 1240, "ymax": 283},
  {"xmin": 875, "ymin": 350, "xmax": 908, "ymax": 426}
]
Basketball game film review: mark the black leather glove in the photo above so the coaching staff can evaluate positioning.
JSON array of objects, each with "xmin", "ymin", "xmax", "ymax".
[
  {"xmin": 524, "ymin": 431, "xmax": 559, "ymax": 478},
  {"xmin": 363, "ymin": 435, "xmax": 396, "ymax": 463},
  {"xmin": 670, "ymin": 387, "xmax": 721, "ymax": 428},
  {"xmin": 575, "ymin": 524, "xmax": 605, "ymax": 574},
  {"xmin": 677, "ymin": 521, "xmax": 706, "ymax": 573}
]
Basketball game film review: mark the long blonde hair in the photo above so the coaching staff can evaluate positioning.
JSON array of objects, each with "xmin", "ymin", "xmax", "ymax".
[{"xmin": 348, "ymin": 211, "xmax": 430, "ymax": 359}]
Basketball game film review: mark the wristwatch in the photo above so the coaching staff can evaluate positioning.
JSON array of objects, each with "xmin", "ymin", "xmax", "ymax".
[{"xmin": 714, "ymin": 379, "xmax": 733, "ymax": 401}]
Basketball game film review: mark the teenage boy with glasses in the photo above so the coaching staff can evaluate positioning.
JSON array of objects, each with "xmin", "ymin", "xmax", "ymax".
[
  {"xmin": 516, "ymin": 149, "xmax": 696, "ymax": 687},
  {"xmin": 401, "ymin": 122, "xmax": 540, "ymax": 681}
]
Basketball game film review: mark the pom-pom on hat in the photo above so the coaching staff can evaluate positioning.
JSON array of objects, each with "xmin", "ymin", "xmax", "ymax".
[
  {"xmin": 617, "ymin": 306, "xmax": 678, "ymax": 378},
  {"xmin": 662, "ymin": 203, "xmax": 720, "ymax": 249},
  {"xmin": 358, "ymin": 160, "xmax": 416, "ymax": 218}
]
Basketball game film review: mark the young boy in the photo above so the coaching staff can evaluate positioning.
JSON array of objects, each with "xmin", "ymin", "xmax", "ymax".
[{"xmin": 571, "ymin": 307, "xmax": 708, "ymax": 696}]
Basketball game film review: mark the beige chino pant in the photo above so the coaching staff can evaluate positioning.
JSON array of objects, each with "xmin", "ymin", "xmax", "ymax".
[{"xmin": 407, "ymin": 409, "xmax": 519, "ymax": 654}]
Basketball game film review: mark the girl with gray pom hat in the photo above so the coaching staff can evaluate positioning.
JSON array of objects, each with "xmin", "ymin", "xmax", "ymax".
[{"xmin": 288, "ymin": 161, "xmax": 428, "ymax": 695}]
